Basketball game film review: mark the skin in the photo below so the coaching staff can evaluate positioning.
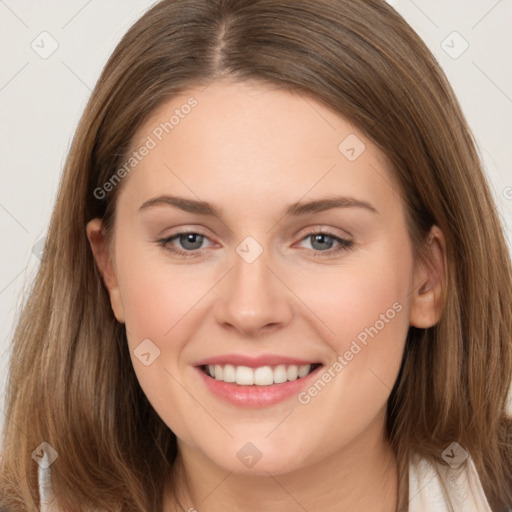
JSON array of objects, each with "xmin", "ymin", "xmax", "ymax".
[{"xmin": 87, "ymin": 79, "xmax": 446, "ymax": 512}]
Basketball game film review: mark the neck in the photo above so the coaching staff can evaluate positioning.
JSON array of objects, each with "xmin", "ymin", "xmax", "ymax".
[{"xmin": 164, "ymin": 414, "xmax": 398, "ymax": 512}]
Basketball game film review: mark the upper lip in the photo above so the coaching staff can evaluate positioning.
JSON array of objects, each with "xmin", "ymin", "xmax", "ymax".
[{"xmin": 194, "ymin": 354, "xmax": 322, "ymax": 368}]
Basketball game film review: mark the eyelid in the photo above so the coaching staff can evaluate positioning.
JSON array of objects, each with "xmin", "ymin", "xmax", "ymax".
[
  {"xmin": 292, "ymin": 230, "xmax": 354, "ymax": 257},
  {"xmin": 161, "ymin": 229, "xmax": 216, "ymax": 248},
  {"xmin": 293, "ymin": 224, "xmax": 353, "ymax": 240},
  {"xmin": 157, "ymin": 225, "xmax": 354, "ymax": 258}
]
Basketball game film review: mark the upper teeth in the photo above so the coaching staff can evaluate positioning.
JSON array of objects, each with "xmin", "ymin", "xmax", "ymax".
[{"xmin": 206, "ymin": 364, "xmax": 313, "ymax": 386}]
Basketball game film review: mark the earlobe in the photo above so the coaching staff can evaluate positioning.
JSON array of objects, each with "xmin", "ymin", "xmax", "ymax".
[
  {"xmin": 86, "ymin": 218, "xmax": 125, "ymax": 323},
  {"xmin": 409, "ymin": 225, "xmax": 447, "ymax": 329}
]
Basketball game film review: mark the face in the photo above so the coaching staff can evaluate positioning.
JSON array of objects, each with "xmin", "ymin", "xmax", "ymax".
[{"xmin": 88, "ymin": 79, "xmax": 440, "ymax": 476}]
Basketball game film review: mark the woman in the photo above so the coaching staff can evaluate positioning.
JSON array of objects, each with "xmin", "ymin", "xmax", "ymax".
[{"xmin": 1, "ymin": 0, "xmax": 511, "ymax": 510}]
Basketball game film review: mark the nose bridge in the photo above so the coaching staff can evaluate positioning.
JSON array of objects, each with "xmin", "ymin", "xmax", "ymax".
[{"xmin": 214, "ymin": 236, "xmax": 293, "ymax": 335}]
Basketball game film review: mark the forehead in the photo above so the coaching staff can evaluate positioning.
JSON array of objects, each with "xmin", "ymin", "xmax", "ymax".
[{"xmin": 119, "ymin": 79, "xmax": 399, "ymax": 216}]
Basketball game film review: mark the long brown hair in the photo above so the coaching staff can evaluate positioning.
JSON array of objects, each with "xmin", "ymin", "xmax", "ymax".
[{"xmin": 1, "ymin": 0, "xmax": 511, "ymax": 510}]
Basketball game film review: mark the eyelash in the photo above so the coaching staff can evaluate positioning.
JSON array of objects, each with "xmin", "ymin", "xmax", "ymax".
[{"xmin": 156, "ymin": 229, "xmax": 354, "ymax": 259}]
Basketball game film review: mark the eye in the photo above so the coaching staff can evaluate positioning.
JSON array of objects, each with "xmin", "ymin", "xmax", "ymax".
[
  {"xmin": 156, "ymin": 229, "xmax": 354, "ymax": 259},
  {"xmin": 157, "ymin": 231, "xmax": 213, "ymax": 258},
  {"xmin": 296, "ymin": 231, "xmax": 354, "ymax": 256}
]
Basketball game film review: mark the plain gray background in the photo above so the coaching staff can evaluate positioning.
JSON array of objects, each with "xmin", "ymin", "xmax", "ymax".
[{"xmin": 1, "ymin": 0, "xmax": 511, "ymax": 435}]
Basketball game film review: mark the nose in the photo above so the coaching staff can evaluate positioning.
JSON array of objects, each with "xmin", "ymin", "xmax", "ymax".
[{"xmin": 214, "ymin": 245, "xmax": 294, "ymax": 337}]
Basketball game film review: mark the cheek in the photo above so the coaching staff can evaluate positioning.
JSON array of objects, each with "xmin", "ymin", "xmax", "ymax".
[
  {"xmin": 291, "ymin": 239, "xmax": 413, "ymax": 409},
  {"xmin": 115, "ymin": 236, "xmax": 212, "ymax": 343},
  {"xmin": 114, "ymin": 254, "xmax": 212, "ymax": 442},
  {"xmin": 294, "ymin": 245, "xmax": 412, "ymax": 349},
  {"xmin": 113, "ymin": 241, "xmax": 220, "ymax": 435}
]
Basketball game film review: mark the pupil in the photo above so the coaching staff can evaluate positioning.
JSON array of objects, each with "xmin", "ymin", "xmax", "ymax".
[
  {"xmin": 181, "ymin": 233, "xmax": 203, "ymax": 250},
  {"xmin": 312, "ymin": 234, "xmax": 333, "ymax": 251}
]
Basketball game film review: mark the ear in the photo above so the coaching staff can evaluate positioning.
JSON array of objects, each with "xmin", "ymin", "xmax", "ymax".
[
  {"xmin": 86, "ymin": 218, "xmax": 125, "ymax": 323},
  {"xmin": 409, "ymin": 225, "xmax": 447, "ymax": 329}
]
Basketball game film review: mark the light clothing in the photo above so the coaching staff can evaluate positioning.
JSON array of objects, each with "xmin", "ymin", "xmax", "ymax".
[
  {"xmin": 38, "ymin": 450, "xmax": 494, "ymax": 511},
  {"xmin": 38, "ymin": 451, "xmax": 58, "ymax": 512},
  {"xmin": 408, "ymin": 451, "xmax": 493, "ymax": 511}
]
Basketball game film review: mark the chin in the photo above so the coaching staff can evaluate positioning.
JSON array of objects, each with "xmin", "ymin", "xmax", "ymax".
[{"xmin": 202, "ymin": 438, "xmax": 312, "ymax": 476}]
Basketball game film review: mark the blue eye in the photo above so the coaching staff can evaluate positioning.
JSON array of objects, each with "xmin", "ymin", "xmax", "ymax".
[
  {"xmin": 297, "ymin": 232, "xmax": 354, "ymax": 256},
  {"xmin": 156, "ymin": 230, "xmax": 354, "ymax": 258},
  {"xmin": 174, "ymin": 233, "xmax": 205, "ymax": 251},
  {"xmin": 157, "ymin": 231, "xmax": 210, "ymax": 258},
  {"xmin": 302, "ymin": 232, "xmax": 351, "ymax": 252}
]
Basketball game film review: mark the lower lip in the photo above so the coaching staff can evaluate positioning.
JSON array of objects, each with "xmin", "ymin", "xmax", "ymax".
[{"xmin": 195, "ymin": 365, "xmax": 323, "ymax": 408}]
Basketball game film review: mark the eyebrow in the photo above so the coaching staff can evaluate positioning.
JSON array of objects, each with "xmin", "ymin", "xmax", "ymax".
[{"xmin": 138, "ymin": 194, "xmax": 378, "ymax": 217}]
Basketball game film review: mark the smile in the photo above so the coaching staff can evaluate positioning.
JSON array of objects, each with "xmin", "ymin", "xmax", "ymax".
[
  {"xmin": 201, "ymin": 363, "xmax": 321, "ymax": 386},
  {"xmin": 194, "ymin": 357, "xmax": 324, "ymax": 407}
]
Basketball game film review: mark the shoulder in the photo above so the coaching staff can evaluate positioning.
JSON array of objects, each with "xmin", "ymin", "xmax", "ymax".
[{"xmin": 408, "ymin": 450, "xmax": 493, "ymax": 511}]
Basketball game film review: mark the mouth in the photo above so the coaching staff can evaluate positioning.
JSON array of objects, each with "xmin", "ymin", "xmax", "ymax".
[
  {"xmin": 194, "ymin": 360, "xmax": 325, "ymax": 408},
  {"xmin": 199, "ymin": 363, "xmax": 323, "ymax": 386}
]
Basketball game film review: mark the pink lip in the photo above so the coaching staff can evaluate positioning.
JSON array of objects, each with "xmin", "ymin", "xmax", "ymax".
[
  {"xmin": 194, "ymin": 363, "xmax": 323, "ymax": 408},
  {"xmin": 194, "ymin": 353, "xmax": 319, "ymax": 368}
]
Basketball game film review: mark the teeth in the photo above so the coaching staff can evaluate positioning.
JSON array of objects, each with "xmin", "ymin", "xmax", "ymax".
[
  {"xmin": 274, "ymin": 364, "xmax": 288, "ymax": 384},
  {"xmin": 206, "ymin": 363, "xmax": 315, "ymax": 385},
  {"xmin": 254, "ymin": 366, "xmax": 274, "ymax": 386},
  {"xmin": 287, "ymin": 365, "xmax": 298, "ymax": 381},
  {"xmin": 235, "ymin": 366, "xmax": 254, "ymax": 385},
  {"xmin": 298, "ymin": 365, "xmax": 310, "ymax": 378},
  {"xmin": 223, "ymin": 364, "xmax": 236, "ymax": 382}
]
